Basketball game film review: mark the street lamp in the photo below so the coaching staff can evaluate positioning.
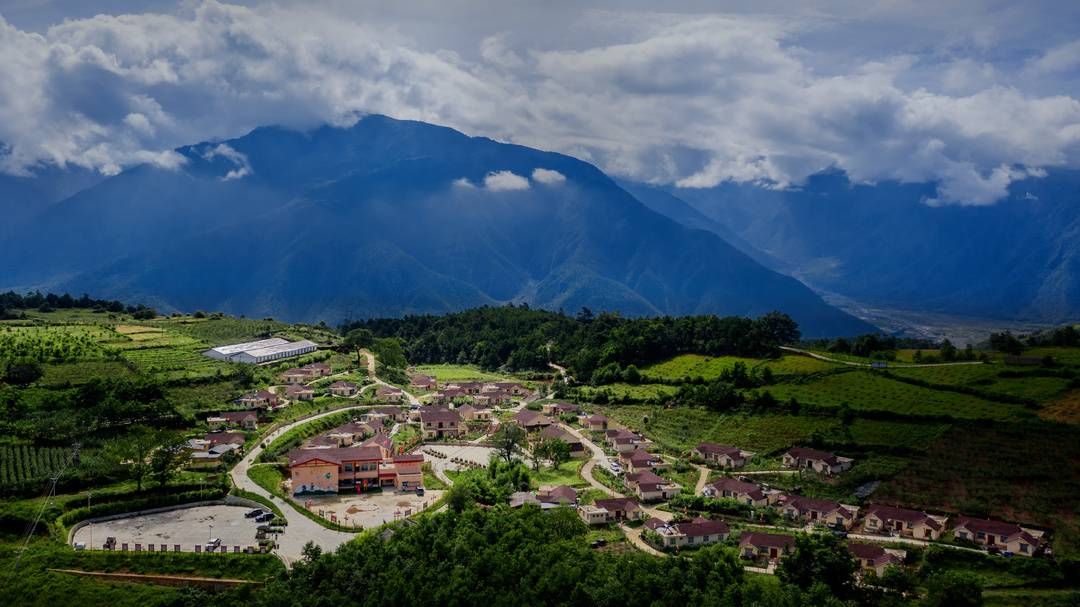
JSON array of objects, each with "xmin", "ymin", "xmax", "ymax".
[{"xmin": 87, "ymin": 492, "xmax": 92, "ymax": 550}]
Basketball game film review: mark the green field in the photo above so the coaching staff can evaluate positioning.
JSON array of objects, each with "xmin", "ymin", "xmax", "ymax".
[
  {"xmin": 641, "ymin": 353, "xmax": 839, "ymax": 381},
  {"xmin": 411, "ymin": 364, "xmax": 509, "ymax": 382},
  {"xmin": 578, "ymin": 383, "xmax": 679, "ymax": 402},
  {"xmin": 641, "ymin": 354, "xmax": 764, "ymax": 381},
  {"xmin": 767, "ymin": 369, "xmax": 1033, "ymax": 421},
  {"xmin": 596, "ymin": 405, "xmax": 835, "ymax": 454},
  {"xmin": 530, "ymin": 458, "xmax": 588, "ymax": 488}
]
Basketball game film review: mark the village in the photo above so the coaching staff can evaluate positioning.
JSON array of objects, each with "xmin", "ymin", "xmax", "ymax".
[{"xmin": 70, "ymin": 334, "xmax": 1050, "ymax": 584}]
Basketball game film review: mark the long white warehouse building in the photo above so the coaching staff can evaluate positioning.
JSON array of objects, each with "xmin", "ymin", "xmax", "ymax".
[{"xmin": 203, "ymin": 338, "xmax": 318, "ymax": 364}]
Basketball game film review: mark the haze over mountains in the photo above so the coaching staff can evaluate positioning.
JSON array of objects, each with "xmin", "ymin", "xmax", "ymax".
[
  {"xmin": 0, "ymin": 115, "xmax": 875, "ymax": 337},
  {"xmin": 639, "ymin": 171, "xmax": 1080, "ymax": 325}
]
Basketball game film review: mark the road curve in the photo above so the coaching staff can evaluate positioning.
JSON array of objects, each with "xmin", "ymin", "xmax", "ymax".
[{"xmin": 231, "ymin": 405, "xmax": 368, "ymax": 566}]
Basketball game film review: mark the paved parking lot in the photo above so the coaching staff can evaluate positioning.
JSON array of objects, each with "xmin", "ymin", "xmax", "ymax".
[{"xmin": 71, "ymin": 505, "xmax": 259, "ymax": 551}]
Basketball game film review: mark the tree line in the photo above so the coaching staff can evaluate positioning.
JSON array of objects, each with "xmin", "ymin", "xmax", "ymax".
[
  {"xmin": 344, "ymin": 305, "xmax": 800, "ymax": 383},
  {"xmin": 0, "ymin": 290, "xmax": 156, "ymax": 319}
]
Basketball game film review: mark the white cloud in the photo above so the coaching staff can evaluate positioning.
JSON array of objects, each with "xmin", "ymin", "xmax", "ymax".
[
  {"xmin": 0, "ymin": 2, "xmax": 1078, "ymax": 206},
  {"xmin": 452, "ymin": 177, "xmax": 476, "ymax": 188},
  {"xmin": 483, "ymin": 170, "xmax": 530, "ymax": 191},
  {"xmin": 1027, "ymin": 40, "xmax": 1080, "ymax": 75},
  {"xmin": 201, "ymin": 143, "xmax": 252, "ymax": 181},
  {"xmin": 531, "ymin": 168, "xmax": 566, "ymax": 185}
]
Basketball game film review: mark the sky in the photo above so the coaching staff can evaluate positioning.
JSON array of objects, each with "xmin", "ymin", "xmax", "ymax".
[{"xmin": 1, "ymin": 0, "xmax": 1079, "ymax": 205}]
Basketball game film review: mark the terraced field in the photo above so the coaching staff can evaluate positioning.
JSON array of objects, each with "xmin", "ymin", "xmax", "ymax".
[
  {"xmin": 890, "ymin": 364, "xmax": 1072, "ymax": 403},
  {"xmin": 596, "ymin": 405, "xmax": 835, "ymax": 454},
  {"xmin": 767, "ymin": 369, "xmax": 1033, "ymax": 421}
]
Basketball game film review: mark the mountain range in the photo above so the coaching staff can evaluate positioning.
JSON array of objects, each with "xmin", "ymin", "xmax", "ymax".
[
  {"xmin": 651, "ymin": 170, "xmax": 1080, "ymax": 325},
  {"xmin": 0, "ymin": 115, "xmax": 874, "ymax": 338}
]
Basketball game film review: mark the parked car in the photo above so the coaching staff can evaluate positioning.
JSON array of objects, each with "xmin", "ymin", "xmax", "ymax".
[
  {"xmin": 416, "ymin": 487, "xmax": 425, "ymax": 496},
  {"xmin": 246, "ymin": 508, "xmax": 267, "ymax": 518},
  {"xmin": 255, "ymin": 512, "xmax": 275, "ymax": 523},
  {"xmin": 205, "ymin": 538, "xmax": 222, "ymax": 550}
]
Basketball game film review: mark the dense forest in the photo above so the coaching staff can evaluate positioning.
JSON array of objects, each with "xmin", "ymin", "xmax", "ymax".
[{"xmin": 346, "ymin": 305, "xmax": 800, "ymax": 382}]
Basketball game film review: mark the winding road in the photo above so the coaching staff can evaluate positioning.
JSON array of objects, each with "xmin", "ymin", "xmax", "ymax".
[
  {"xmin": 231, "ymin": 405, "xmax": 367, "ymax": 566},
  {"xmin": 230, "ymin": 351, "xmax": 427, "ymax": 566}
]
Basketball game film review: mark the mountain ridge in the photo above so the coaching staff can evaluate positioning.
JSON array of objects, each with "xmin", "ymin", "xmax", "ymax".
[{"xmin": 0, "ymin": 115, "xmax": 875, "ymax": 337}]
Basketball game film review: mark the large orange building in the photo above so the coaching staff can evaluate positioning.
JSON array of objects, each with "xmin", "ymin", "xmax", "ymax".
[{"xmin": 288, "ymin": 446, "xmax": 424, "ymax": 495}]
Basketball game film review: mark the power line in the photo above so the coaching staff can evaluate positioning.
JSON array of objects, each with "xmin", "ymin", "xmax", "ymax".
[{"xmin": 8, "ymin": 442, "xmax": 79, "ymax": 576}]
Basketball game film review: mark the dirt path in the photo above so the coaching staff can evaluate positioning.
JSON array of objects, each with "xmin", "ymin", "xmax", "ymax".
[{"xmin": 694, "ymin": 465, "xmax": 710, "ymax": 495}]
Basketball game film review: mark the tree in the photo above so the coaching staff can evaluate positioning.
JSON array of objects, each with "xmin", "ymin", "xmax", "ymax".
[
  {"xmin": 492, "ymin": 423, "xmax": 526, "ymax": 463},
  {"xmin": 342, "ymin": 328, "xmax": 375, "ymax": 367},
  {"xmin": 756, "ymin": 310, "xmax": 801, "ymax": 345},
  {"xmin": 150, "ymin": 434, "xmax": 189, "ymax": 487},
  {"xmin": 543, "ymin": 438, "xmax": 570, "ymax": 470},
  {"xmin": 989, "ymin": 330, "xmax": 1025, "ymax": 355},
  {"xmin": 923, "ymin": 572, "xmax": 983, "ymax": 607},
  {"xmin": 107, "ymin": 426, "xmax": 163, "ymax": 492},
  {"xmin": 3, "ymin": 358, "xmax": 43, "ymax": 386},
  {"xmin": 777, "ymin": 533, "xmax": 858, "ymax": 600},
  {"xmin": 940, "ymin": 339, "xmax": 958, "ymax": 362}
]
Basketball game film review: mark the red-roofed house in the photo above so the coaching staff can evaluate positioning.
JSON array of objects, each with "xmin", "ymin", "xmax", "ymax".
[
  {"xmin": 237, "ymin": 390, "xmax": 279, "ymax": 409},
  {"xmin": 579, "ymin": 497, "xmax": 644, "ymax": 524},
  {"xmin": 605, "ymin": 428, "xmax": 649, "ymax": 452},
  {"xmin": 781, "ymin": 496, "xmax": 856, "ymax": 529},
  {"xmin": 513, "ymin": 409, "xmax": 553, "ymax": 432},
  {"xmin": 703, "ymin": 477, "xmax": 772, "ymax": 506},
  {"xmin": 619, "ymin": 450, "xmax": 667, "ymax": 473},
  {"xmin": 329, "ymin": 381, "xmax": 359, "ymax": 397},
  {"xmin": 848, "ymin": 543, "xmax": 904, "ymax": 576},
  {"xmin": 285, "ymin": 383, "xmax": 316, "ymax": 402},
  {"xmin": 739, "ymin": 532, "xmax": 795, "ymax": 561},
  {"xmin": 375, "ymin": 386, "xmax": 404, "ymax": 403},
  {"xmin": 410, "ymin": 374, "xmax": 437, "ymax": 389},
  {"xmin": 538, "ymin": 425, "xmax": 585, "ymax": 456},
  {"xmin": 536, "ymin": 485, "xmax": 578, "ymax": 505},
  {"xmin": 782, "ymin": 447, "xmax": 853, "ymax": 475},
  {"xmin": 420, "ymin": 408, "xmax": 463, "ymax": 439},
  {"xmin": 281, "ymin": 368, "xmax": 312, "ymax": 384},
  {"xmin": 864, "ymin": 505, "xmax": 945, "ymax": 540},
  {"xmin": 584, "ymin": 414, "xmax": 608, "ymax": 432},
  {"xmin": 210, "ymin": 410, "xmax": 258, "ymax": 431},
  {"xmin": 302, "ymin": 362, "xmax": 332, "ymax": 377},
  {"xmin": 953, "ymin": 517, "xmax": 1041, "ymax": 556},
  {"xmin": 625, "ymin": 470, "xmax": 681, "ymax": 502},
  {"xmin": 691, "ymin": 443, "xmax": 753, "ymax": 469},
  {"xmin": 646, "ymin": 517, "xmax": 730, "ymax": 549}
]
